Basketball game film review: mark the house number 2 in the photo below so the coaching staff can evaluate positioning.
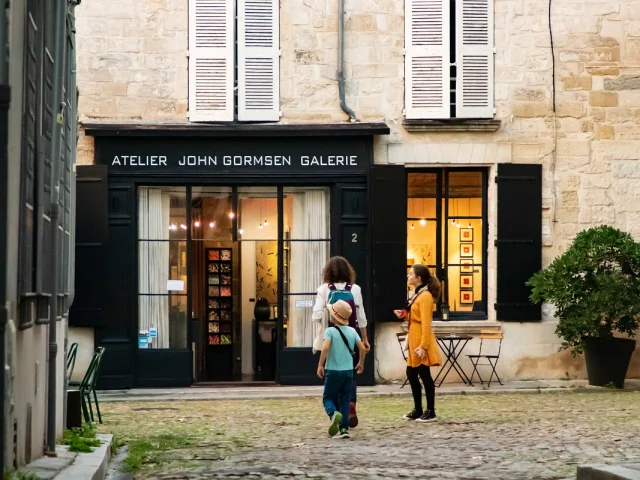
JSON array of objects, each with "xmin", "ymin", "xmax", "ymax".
[{"xmin": 351, "ymin": 233, "xmax": 358, "ymax": 243}]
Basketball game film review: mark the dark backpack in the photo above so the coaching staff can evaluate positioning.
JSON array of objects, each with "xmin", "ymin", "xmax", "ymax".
[{"xmin": 327, "ymin": 283, "xmax": 358, "ymax": 330}]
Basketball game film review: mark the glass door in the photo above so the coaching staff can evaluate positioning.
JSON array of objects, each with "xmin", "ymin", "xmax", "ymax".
[{"xmin": 237, "ymin": 187, "xmax": 279, "ymax": 381}]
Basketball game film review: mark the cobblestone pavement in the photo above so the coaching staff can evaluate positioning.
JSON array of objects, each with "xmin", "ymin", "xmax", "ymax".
[{"xmin": 99, "ymin": 391, "xmax": 640, "ymax": 480}]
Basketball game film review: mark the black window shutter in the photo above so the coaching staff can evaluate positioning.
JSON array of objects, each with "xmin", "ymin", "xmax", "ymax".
[
  {"xmin": 19, "ymin": 1, "xmax": 41, "ymax": 295},
  {"xmin": 69, "ymin": 165, "xmax": 108, "ymax": 327},
  {"xmin": 370, "ymin": 165, "xmax": 407, "ymax": 322},
  {"xmin": 495, "ymin": 164, "xmax": 542, "ymax": 321}
]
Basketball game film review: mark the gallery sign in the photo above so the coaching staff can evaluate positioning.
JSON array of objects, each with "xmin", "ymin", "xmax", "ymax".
[{"xmin": 98, "ymin": 136, "xmax": 371, "ymax": 174}]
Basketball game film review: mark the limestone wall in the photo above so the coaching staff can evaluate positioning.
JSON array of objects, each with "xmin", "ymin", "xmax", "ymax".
[{"xmin": 74, "ymin": 0, "xmax": 640, "ymax": 382}]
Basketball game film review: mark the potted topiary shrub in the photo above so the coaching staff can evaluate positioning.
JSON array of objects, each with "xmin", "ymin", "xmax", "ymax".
[{"xmin": 527, "ymin": 226, "xmax": 640, "ymax": 388}]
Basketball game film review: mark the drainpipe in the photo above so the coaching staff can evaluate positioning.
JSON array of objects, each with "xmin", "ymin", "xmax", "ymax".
[
  {"xmin": 1, "ymin": 0, "xmax": 10, "ymax": 474},
  {"xmin": 46, "ymin": 0, "xmax": 67, "ymax": 454},
  {"xmin": 338, "ymin": 0, "xmax": 357, "ymax": 122},
  {"xmin": 62, "ymin": 0, "xmax": 79, "ymax": 432}
]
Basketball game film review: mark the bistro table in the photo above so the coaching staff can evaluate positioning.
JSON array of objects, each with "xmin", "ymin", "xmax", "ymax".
[{"xmin": 434, "ymin": 335, "xmax": 474, "ymax": 387}]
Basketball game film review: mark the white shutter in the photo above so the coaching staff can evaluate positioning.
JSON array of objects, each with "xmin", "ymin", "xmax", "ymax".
[
  {"xmin": 455, "ymin": 0, "xmax": 494, "ymax": 118},
  {"xmin": 405, "ymin": 0, "xmax": 451, "ymax": 119},
  {"xmin": 238, "ymin": 0, "xmax": 280, "ymax": 122},
  {"xmin": 188, "ymin": 0, "xmax": 234, "ymax": 122}
]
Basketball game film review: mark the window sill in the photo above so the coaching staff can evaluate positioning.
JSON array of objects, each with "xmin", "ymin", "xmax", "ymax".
[
  {"xmin": 432, "ymin": 320, "xmax": 501, "ymax": 336},
  {"xmin": 403, "ymin": 119, "xmax": 502, "ymax": 133}
]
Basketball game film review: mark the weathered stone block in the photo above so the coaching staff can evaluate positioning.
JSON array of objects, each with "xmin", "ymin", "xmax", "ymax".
[
  {"xmin": 589, "ymin": 91, "xmax": 618, "ymax": 107},
  {"xmin": 586, "ymin": 66, "xmax": 619, "ymax": 76},
  {"xmin": 570, "ymin": 141, "xmax": 591, "ymax": 156},
  {"xmin": 595, "ymin": 124, "xmax": 614, "ymax": 140},
  {"xmin": 594, "ymin": 46, "xmax": 620, "ymax": 62},
  {"xmin": 512, "ymin": 102, "xmax": 548, "ymax": 118},
  {"xmin": 605, "ymin": 75, "xmax": 640, "ymax": 90},
  {"xmin": 562, "ymin": 77, "xmax": 592, "ymax": 91},
  {"xmin": 556, "ymin": 103, "xmax": 584, "ymax": 118},
  {"xmin": 618, "ymin": 92, "xmax": 640, "ymax": 107}
]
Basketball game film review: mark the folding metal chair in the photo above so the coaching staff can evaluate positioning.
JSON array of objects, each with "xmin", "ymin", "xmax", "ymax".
[
  {"xmin": 66, "ymin": 342, "xmax": 78, "ymax": 383},
  {"xmin": 396, "ymin": 333, "xmax": 409, "ymax": 388},
  {"xmin": 467, "ymin": 329, "xmax": 504, "ymax": 387},
  {"xmin": 72, "ymin": 347, "xmax": 105, "ymax": 424}
]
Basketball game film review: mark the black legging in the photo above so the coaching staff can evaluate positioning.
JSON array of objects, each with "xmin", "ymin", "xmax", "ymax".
[{"xmin": 406, "ymin": 364, "xmax": 435, "ymax": 413}]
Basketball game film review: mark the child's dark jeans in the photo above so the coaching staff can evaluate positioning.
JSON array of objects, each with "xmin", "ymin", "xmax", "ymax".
[{"xmin": 322, "ymin": 369, "xmax": 353, "ymax": 430}]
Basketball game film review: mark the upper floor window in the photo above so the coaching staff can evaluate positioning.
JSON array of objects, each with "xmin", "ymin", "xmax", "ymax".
[
  {"xmin": 188, "ymin": 0, "xmax": 280, "ymax": 122},
  {"xmin": 404, "ymin": 0, "xmax": 494, "ymax": 120}
]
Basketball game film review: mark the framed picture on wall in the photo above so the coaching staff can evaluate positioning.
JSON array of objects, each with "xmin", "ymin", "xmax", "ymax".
[
  {"xmin": 460, "ymin": 228, "xmax": 473, "ymax": 242},
  {"xmin": 460, "ymin": 243, "xmax": 474, "ymax": 258},
  {"xmin": 460, "ymin": 274, "xmax": 474, "ymax": 289},
  {"xmin": 461, "ymin": 259, "xmax": 473, "ymax": 272},
  {"xmin": 460, "ymin": 290, "xmax": 474, "ymax": 305}
]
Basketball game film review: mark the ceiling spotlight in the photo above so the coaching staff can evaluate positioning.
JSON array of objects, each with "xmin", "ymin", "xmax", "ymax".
[
  {"xmin": 228, "ymin": 212, "xmax": 235, "ymax": 219},
  {"xmin": 194, "ymin": 221, "xmax": 201, "ymax": 228},
  {"xmin": 419, "ymin": 219, "xmax": 426, "ymax": 227},
  {"xmin": 209, "ymin": 222, "xmax": 215, "ymax": 228}
]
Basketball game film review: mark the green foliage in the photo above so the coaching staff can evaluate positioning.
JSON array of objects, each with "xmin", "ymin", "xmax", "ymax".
[
  {"xmin": 528, "ymin": 226, "xmax": 640, "ymax": 354},
  {"xmin": 124, "ymin": 434, "xmax": 195, "ymax": 472},
  {"xmin": 60, "ymin": 424, "xmax": 102, "ymax": 453},
  {"xmin": 4, "ymin": 471, "xmax": 41, "ymax": 480}
]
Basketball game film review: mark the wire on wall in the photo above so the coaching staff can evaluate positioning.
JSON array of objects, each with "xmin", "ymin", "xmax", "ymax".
[{"xmin": 548, "ymin": 0, "xmax": 558, "ymax": 226}]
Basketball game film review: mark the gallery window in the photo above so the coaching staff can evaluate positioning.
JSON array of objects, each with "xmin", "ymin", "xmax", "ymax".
[
  {"xmin": 407, "ymin": 169, "xmax": 487, "ymax": 319},
  {"xmin": 138, "ymin": 186, "xmax": 189, "ymax": 349}
]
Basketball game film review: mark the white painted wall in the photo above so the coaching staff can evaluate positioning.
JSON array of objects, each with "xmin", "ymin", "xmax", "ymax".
[{"xmin": 68, "ymin": 327, "xmax": 95, "ymax": 384}]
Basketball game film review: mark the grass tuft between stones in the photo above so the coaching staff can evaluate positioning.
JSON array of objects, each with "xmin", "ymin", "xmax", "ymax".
[
  {"xmin": 60, "ymin": 424, "xmax": 102, "ymax": 453},
  {"xmin": 124, "ymin": 434, "xmax": 196, "ymax": 472}
]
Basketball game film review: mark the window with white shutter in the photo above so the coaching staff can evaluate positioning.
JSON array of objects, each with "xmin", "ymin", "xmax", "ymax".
[
  {"xmin": 188, "ymin": 0, "xmax": 234, "ymax": 122},
  {"xmin": 404, "ymin": 0, "xmax": 494, "ymax": 120},
  {"xmin": 404, "ymin": 0, "xmax": 450, "ymax": 120},
  {"xmin": 238, "ymin": 0, "xmax": 280, "ymax": 121},
  {"xmin": 455, "ymin": 0, "xmax": 494, "ymax": 118}
]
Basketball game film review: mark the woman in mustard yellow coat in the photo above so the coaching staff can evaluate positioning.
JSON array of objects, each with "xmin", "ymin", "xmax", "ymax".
[{"xmin": 394, "ymin": 264, "xmax": 442, "ymax": 422}]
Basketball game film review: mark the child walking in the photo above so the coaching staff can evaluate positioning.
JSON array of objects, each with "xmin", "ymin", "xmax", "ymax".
[{"xmin": 317, "ymin": 300, "xmax": 367, "ymax": 439}]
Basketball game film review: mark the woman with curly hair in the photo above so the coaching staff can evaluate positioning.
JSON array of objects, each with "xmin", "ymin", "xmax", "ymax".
[
  {"xmin": 312, "ymin": 256, "xmax": 369, "ymax": 428},
  {"xmin": 394, "ymin": 264, "xmax": 442, "ymax": 422}
]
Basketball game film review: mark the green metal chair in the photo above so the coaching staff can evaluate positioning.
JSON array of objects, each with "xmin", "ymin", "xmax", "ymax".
[
  {"xmin": 66, "ymin": 342, "xmax": 78, "ymax": 383},
  {"xmin": 76, "ymin": 347, "xmax": 105, "ymax": 424}
]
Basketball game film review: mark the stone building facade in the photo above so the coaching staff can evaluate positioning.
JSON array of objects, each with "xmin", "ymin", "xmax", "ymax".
[{"xmin": 71, "ymin": 0, "xmax": 640, "ymax": 385}]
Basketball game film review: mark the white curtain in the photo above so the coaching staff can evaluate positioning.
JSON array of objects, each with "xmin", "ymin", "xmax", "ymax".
[
  {"xmin": 138, "ymin": 188, "xmax": 170, "ymax": 348},
  {"xmin": 290, "ymin": 190, "xmax": 329, "ymax": 347}
]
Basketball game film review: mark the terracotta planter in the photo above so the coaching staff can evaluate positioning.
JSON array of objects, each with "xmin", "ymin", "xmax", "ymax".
[{"xmin": 583, "ymin": 337, "xmax": 636, "ymax": 388}]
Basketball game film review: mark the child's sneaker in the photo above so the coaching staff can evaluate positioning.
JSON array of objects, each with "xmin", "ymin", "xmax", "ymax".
[
  {"xmin": 402, "ymin": 409, "xmax": 423, "ymax": 420},
  {"xmin": 339, "ymin": 427, "xmax": 350, "ymax": 439},
  {"xmin": 415, "ymin": 410, "xmax": 437, "ymax": 423},
  {"xmin": 328, "ymin": 412, "xmax": 342, "ymax": 437},
  {"xmin": 349, "ymin": 402, "xmax": 358, "ymax": 428}
]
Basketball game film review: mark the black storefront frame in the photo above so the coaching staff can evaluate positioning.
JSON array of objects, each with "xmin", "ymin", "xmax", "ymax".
[
  {"xmin": 407, "ymin": 167, "xmax": 489, "ymax": 321},
  {"xmin": 86, "ymin": 127, "xmax": 384, "ymax": 389},
  {"xmin": 134, "ymin": 184, "xmax": 340, "ymax": 385}
]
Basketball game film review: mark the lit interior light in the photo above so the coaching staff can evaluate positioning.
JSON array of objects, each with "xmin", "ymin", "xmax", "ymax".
[
  {"xmin": 419, "ymin": 219, "xmax": 426, "ymax": 227},
  {"xmin": 238, "ymin": 229, "xmax": 244, "ymax": 235},
  {"xmin": 169, "ymin": 224, "xmax": 177, "ymax": 231},
  {"xmin": 264, "ymin": 219, "xmax": 269, "ymax": 226},
  {"xmin": 180, "ymin": 224, "xmax": 187, "ymax": 230},
  {"xmin": 259, "ymin": 222, "xmax": 263, "ymax": 229},
  {"xmin": 410, "ymin": 223, "xmax": 415, "ymax": 230},
  {"xmin": 194, "ymin": 221, "xmax": 201, "ymax": 228},
  {"xmin": 228, "ymin": 212, "xmax": 235, "ymax": 219},
  {"xmin": 209, "ymin": 222, "xmax": 215, "ymax": 228}
]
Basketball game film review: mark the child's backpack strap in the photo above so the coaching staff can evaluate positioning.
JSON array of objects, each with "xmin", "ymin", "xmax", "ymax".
[
  {"xmin": 328, "ymin": 283, "xmax": 336, "ymax": 291},
  {"xmin": 345, "ymin": 284, "xmax": 352, "ymax": 291}
]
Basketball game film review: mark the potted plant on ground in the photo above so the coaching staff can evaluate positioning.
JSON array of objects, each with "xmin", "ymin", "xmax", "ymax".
[{"xmin": 527, "ymin": 225, "xmax": 640, "ymax": 388}]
